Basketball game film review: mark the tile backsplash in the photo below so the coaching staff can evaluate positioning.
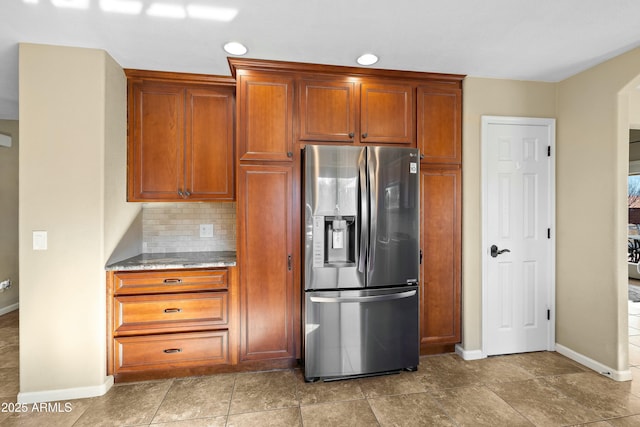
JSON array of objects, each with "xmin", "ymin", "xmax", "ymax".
[{"xmin": 142, "ymin": 203, "xmax": 236, "ymax": 253}]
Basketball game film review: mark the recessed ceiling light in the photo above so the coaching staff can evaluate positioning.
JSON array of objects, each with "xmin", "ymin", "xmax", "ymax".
[
  {"xmin": 357, "ymin": 53, "xmax": 379, "ymax": 66},
  {"xmin": 224, "ymin": 42, "xmax": 248, "ymax": 56}
]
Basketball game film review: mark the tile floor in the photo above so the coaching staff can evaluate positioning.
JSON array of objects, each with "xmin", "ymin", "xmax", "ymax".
[{"xmin": 3, "ymin": 308, "xmax": 640, "ymax": 426}]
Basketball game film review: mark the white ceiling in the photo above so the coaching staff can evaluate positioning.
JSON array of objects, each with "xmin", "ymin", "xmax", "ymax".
[{"xmin": 3, "ymin": 0, "xmax": 640, "ymax": 120}]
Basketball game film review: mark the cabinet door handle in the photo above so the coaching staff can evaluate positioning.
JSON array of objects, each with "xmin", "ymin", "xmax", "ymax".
[
  {"xmin": 163, "ymin": 348, "xmax": 182, "ymax": 354},
  {"xmin": 348, "ymin": 132, "xmax": 355, "ymax": 139},
  {"xmin": 164, "ymin": 308, "xmax": 182, "ymax": 313},
  {"xmin": 287, "ymin": 254, "xmax": 292, "ymax": 271},
  {"xmin": 362, "ymin": 132, "xmax": 368, "ymax": 139},
  {"xmin": 163, "ymin": 278, "xmax": 183, "ymax": 284},
  {"xmin": 177, "ymin": 189, "xmax": 184, "ymax": 197},
  {"xmin": 287, "ymin": 151, "xmax": 293, "ymax": 158},
  {"xmin": 184, "ymin": 190, "xmax": 191, "ymax": 197}
]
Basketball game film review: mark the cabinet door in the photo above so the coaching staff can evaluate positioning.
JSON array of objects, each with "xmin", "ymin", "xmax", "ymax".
[
  {"xmin": 238, "ymin": 164, "xmax": 297, "ymax": 360},
  {"xmin": 128, "ymin": 81, "xmax": 185, "ymax": 201},
  {"xmin": 360, "ymin": 83, "xmax": 414, "ymax": 145},
  {"xmin": 420, "ymin": 166, "xmax": 461, "ymax": 353},
  {"xmin": 237, "ymin": 73, "xmax": 295, "ymax": 161},
  {"xmin": 185, "ymin": 87, "xmax": 235, "ymax": 200},
  {"xmin": 298, "ymin": 78, "xmax": 357, "ymax": 143},
  {"xmin": 417, "ymin": 83, "xmax": 462, "ymax": 164}
]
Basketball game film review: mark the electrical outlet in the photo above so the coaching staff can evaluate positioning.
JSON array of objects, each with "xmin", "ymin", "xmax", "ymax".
[
  {"xmin": 33, "ymin": 230, "xmax": 47, "ymax": 250},
  {"xmin": 199, "ymin": 224, "xmax": 214, "ymax": 238},
  {"xmin": 0, "ymin": 279, "xmax": 11, "ymax": 292}
]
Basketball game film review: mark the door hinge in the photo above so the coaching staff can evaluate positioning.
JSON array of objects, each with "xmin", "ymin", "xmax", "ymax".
[
  {"xmin": 420, "ymin": 249, "xmax": 423, "ymax": 265},
  {"xmin": 547, "ymin": 146, "xmax": 551, "ymax": 157},
  {"xmin": 547, "ymin": 228, "xmax": 551, "ymax": 239},
  {"xmin": 287, "ymin": 254, "xmax": 292, "ymax": 271},
  {"xmin": 547, "ymin": 309, "xmax": 551, "ymax": 320}
]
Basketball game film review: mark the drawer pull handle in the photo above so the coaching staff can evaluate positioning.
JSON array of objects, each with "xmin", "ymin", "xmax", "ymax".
[
  {"xmin": 164, "ymin": 308, "xmax": 182, "ymax": 313},
  {"xmin": 163, "ymin": 348, "xmax": 182, "ymax": 354},
  {"xmin": 163, "ymin": 278, "xmax": 182, "ymax": 284}
]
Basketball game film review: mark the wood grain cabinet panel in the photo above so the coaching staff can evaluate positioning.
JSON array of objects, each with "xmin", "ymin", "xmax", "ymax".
[
  {"xmin": 236, "ymin": 73, "xmax": 295, "ymax": 161},
  {"xmin": 126, "ymin": 71, "xmax": 235, "ymax": 201},
  {"xmin": 114, "ymin": 292, "xmax": 228, "ymax": 335},
  {"xmin": 114, "ymin": 331, "xmax": 229, "ymax": 372},
  {"xmin": 298, "ymin": 78, "xmax": 414, "ymax": 145},
  {"xmin": 185, "ymin": 88, "xmax": 235, "ymax": 199},
  {"xmin": 114, "ymin": 269, "xmax": 227, "ymax": 295},
  {"xmin": 419, "ymin": 166, "xmax": 461, "ymax": 353},
  {"xmin": 417, "ymin": 83, "xmax": 462, "ymax": 164},
  {"xmin": 129, "ymin": 82, "xmax": 184, "ymax": 200},
  {"xmin": 237, "ymin": 164, "xmax": 297, "ymax": 361},
  {"xmin": 298, "ymin": 78, "xmax": 357, "ymax": 143},
  {"xmin": 360, "ymin": 82, "xmax": 414, "ymax": 145}
]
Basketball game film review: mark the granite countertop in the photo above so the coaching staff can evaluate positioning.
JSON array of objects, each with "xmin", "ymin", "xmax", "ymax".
[{"xmin": 106, "ymin": 251, "xmax": 236, "ymax": 271}]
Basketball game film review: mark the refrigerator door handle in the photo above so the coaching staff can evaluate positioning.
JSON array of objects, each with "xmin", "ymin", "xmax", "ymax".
[
  {"xmin": 368, "ymin": 148, "xmax": 378, "ymax": 277},
  {"xmin": 357, "ymin": 150, "xmax": 368, "ymax": 274},
  {"xmin": 309, "ymin": 290, "xmax": 416, "ymax": 304}
]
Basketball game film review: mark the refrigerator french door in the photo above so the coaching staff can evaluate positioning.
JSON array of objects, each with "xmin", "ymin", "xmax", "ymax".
[{"xmin": 303, "ymin": 145, "xmax": 420, "ymax": 381}]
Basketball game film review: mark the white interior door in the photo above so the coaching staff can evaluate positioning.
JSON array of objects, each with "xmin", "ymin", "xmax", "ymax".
[{"xmin": 482, "ymin": 116, "xmax": 555, "ymax": 356}]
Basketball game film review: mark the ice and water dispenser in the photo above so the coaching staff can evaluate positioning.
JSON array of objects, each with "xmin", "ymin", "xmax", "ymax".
[{"xmin": 311, "ymin": 216, "xmax": 356, "ymax": 268}]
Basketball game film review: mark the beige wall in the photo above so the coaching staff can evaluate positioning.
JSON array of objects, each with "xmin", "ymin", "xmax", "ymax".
[
  {"xmin": 555, "ymin": 47, "xmax": 640, "ymax": 373},
  {"xmin": 18, "ymin": 44, "xmax": 139, "ymax": 400},
  {"xmin": 0, "ymin": 120, "xmax": 19, "ymax": 312},
  {"xmin": 629, "ymin": 87, "xmax": 640, "ymax": 130},
  {"xmin": 461, "ymin": 78, "xmax": 557, "ymax": 352},
  {"xmin": 463, "ymin": 59, "xmax": 640, "ymax": 374}
]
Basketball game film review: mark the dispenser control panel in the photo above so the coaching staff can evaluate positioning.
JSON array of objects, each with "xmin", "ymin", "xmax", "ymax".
[{"xmin": 312, "ymin": 216, "xmax": 325, "ymax": 267}]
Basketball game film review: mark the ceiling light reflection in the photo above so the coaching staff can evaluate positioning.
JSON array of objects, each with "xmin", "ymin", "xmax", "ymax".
[
  {"xmin": 51, "ymin": 0, "xmax": 90, "ymax": 9},
  {"xmin": 147, "ymin": 3, "xmax": 186, "ymax": 19},
  {"xmin": 187, "ymin": 5, "xmax": 238, "ymax": 22},
  {"xmin": 100, "ymin": 0, "xmax": 143, "ymax": 15}
]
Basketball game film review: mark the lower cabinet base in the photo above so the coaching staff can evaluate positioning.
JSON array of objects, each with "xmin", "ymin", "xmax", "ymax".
[
  {"xmin": 113, "ymin": 357, "xmax": 300, "ymax": 383},
  {"xmin": 420, "ymin": 343, "xmax": 457, "ymax": 356}
]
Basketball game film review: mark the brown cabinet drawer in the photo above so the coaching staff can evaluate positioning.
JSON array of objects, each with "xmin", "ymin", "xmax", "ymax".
[
  {"xmin": 114, "ymin": 292, "xmax": 228, "ymax": 334},
  {"xmin": 114, "ymin": 331, "xmax": 229, "ymax": 372},
  {"xmin": 114, "ymin": 269, "xmax": 227, "ymax": 294}
]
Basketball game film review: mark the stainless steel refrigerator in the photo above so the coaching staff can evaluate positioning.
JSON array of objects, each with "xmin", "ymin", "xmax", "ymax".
[{"xmin": 303, "ymin": 145, "xmax": 420, "ymax": 382}]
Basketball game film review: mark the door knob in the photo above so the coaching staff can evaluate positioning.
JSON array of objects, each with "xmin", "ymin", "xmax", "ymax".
[{"xmin": 490, "ymin": 245, "xmax": 511, "ymax": 258}]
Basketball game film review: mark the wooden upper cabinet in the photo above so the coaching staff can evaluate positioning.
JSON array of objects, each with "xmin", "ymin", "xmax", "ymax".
[
  {"xmin": 236, "ymin": 72, "xmax": 295, "ymax": 161},
  {"xmin": 126, "ymin": 70, "xmax": 235, "ymax": 202},
  {"xmin": 298, "ymin": 78, "xmax": 357, "ymax": 143},
  {"xmin": 129, "ymin": 82, "xmax": 184, "ymax": 200},
  {"xmin": 298, "ymin": 77, "xmax": 414, "ymax": 145},
  {"xmin": 360, "ymin": 82, "xmax": 414, "ymax": 145},
  {"xmin": 417, "ymin": 83, "xmax": 462, "ymax": 164},
  {"xmin": 185, "ymin": 88, "xmax": 235, "ymax": 199}
]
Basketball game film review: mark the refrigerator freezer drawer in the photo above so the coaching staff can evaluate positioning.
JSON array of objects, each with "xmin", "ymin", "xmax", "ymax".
[{"xmin": 304, "ymin": 286, "xmax": 419, "ymax": 381}]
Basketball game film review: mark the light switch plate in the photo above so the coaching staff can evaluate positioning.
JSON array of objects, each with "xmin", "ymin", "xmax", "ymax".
[
  {"xmin": 33, "ymin": 231, "xmax": 47, "ymax": 250},
  {"xmin": 199, "ymin": 224, "xmax": 214, "ymax": 238}
]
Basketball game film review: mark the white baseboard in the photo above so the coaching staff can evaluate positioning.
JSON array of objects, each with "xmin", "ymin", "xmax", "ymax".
[
  {"xmin": 17, "ymin": 376, "xmax": 114, "ymax": 404},
  {"xmin": 555, "ymin": 343, "xmax": 633, "ymax": 382},
  {"xmin": 455, "ymin": 344, "xmax": 485, "ymax": 361},
  {"xmin": 0, "ymin": 302, "xmax": 18, "ymax": 316}
]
